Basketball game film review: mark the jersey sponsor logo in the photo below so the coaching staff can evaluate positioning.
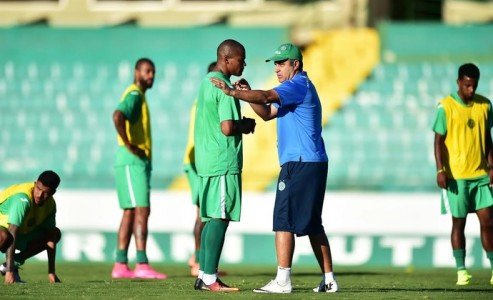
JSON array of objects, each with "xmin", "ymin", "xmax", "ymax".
[{"xmin": 278, "ymin": 181, "xmax": 286, "ymax": 191}]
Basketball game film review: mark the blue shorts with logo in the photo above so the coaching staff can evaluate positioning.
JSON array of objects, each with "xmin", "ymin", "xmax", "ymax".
[{"xmin": 273, "ymin": 161, "xmax": 328, "ymax": 236}]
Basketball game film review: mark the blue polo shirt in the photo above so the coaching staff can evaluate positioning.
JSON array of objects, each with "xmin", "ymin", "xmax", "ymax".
[{"xmin": 273, "ymin": 71, "xmax": 328, "ymax": 166}]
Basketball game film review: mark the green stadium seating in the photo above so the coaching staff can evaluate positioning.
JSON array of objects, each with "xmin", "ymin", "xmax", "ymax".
[
  {"xmin": 324, "ymin": 61, "xmax": 493, "ymax": 191},
  {"xmin": 0, "ymin": 26, "xmax": 285, "ymax": 188}
]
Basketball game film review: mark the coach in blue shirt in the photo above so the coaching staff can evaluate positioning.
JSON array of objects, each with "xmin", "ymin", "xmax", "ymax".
[{"xmin": 210, "ymin": 43, "xmax": 338, "ymax": 294}]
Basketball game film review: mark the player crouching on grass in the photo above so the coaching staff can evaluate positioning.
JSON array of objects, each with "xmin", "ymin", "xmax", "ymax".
[{"xmin": 0, "ymin": 170, "xmax": 62, "ymax": 284}]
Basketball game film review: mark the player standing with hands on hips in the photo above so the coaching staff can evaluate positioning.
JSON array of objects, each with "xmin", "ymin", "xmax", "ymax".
[
  {"xmin": 433, "ymin": 63, "xmax": 493, "ymax": 286},
  {"xmin": 211, "ymin": 43, "xmax": 338, "ymax": 293},
  {"xmin": 111, "ymin": 58, "xmax": 167, "ymax": 279}
]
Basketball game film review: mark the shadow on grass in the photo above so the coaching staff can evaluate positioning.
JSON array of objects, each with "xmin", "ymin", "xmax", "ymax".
[{"xmin": 238, "ymin": 271, "xmax": 386, "ymax": 277}]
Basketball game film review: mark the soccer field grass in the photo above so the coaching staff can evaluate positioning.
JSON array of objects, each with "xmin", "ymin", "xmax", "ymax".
[{"xmin": 1, "ymin": 263, "xmax": 492, "ymax": 299}]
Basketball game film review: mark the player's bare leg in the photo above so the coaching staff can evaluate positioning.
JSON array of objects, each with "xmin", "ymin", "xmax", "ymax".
[
  {"xmin": 451, "ymin": 217, "xmax": 467, "ymax": 249},
  {"xmin": 133, "ymin": 206, "xmax": 167, "ymax": 279},
  {"xmin": 0, "ymin": 229, "xmax": 13, "ymax": 253},
  {"xmin": 476, "ymin": 207, "xmax": 493, "ymax": 251},
  {"xmin": 476, "ymin": 206, "xmax": 493, "ymax": 284},
  {"xmin": 112, "ymin": 209, "xmax": 135, "ymax": 279},
  {"xmin": 15, "ymin": 227, "xmax": 61, "ymax": 263},
  {"xmin": 118, "ymin": 209, "xmax": 135, "ymax": 251}
]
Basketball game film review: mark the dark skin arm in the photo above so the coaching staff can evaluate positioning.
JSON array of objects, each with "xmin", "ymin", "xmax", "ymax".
[
  {"xmin": 216, "ymin": 78, "xmax": 279, "ymax": 121},
  {"xmin": 434, "ymin": 133, "xmax": 448, "ymax": 189},
  {"xmin": 47, "ymin": 234, "xmax": 60, "ymax": 283},
  {"xmin": 113, "ymin": 110, "xmax": 146, "ymax": 159},
  {"xmin": 221, "ymin": 117, "xmax": 256, "ymax": 136},
  {"xmin": 486, "ymin": 128, "xmax": 493, "ymax": 186},
  {"xmin": 4, "ymin": 224, "xmax": 18, "ymax": 284}
]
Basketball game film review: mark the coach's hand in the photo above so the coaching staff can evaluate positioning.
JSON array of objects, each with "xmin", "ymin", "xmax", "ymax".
[{"xmin": 48, "ymin": 273, "xmax": 61, "ymax": 283}]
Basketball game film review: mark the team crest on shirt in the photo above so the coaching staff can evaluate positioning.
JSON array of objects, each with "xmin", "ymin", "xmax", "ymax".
[
  {"xmin": 278, "ymin": 181, "xmax": 286, "ymax": 191},
  {"xmin": 467, "ymin": 119, "xmax": 475, "ymax": 129}
]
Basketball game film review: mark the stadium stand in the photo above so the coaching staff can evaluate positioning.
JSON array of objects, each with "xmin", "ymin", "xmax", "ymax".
[
  {"xmin": 324, "ymin": 23, "xmax": 493, "ymax": 191},
  {"xmin": 0, "ymin": 26, "xmax": 285, "ymax": 188}
]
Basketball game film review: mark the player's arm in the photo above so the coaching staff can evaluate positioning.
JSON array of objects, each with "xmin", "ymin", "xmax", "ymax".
[
  {"xmin": 112, "ymin": 110, "xmax": 146, "ymax": 159},
  {"xmin": 434, "ymin": 133, "xmax": 447, "ymax": 189},
  {"xmin": 486, "ymin": 104, "xmax": 493, "ymax": 186},
  {"xmin": 221, "ymin": 117, "xmax": 256, "ymax": 136},
  {"xmin": 47, "ymin": 235, "xmax": 61, "ymax": 283},
  {"xmin": 212, "ymin": 77, "xmax": 279, "ymax": 121},
  {"xmin": 42, "ymin": 213, "xmax": 61, "ymax": 283},
  {"xmin": 4, "ymin": 224, "xmax": 18, "ymax": 284}
]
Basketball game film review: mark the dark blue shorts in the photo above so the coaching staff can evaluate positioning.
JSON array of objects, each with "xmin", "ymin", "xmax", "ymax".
[{"xmin": 273, "ymin": 161, "xmax": 328, "ymax": 236}]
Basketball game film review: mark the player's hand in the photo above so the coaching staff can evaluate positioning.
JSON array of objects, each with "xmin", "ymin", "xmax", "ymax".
[
  {"xmin": 126, "ymin": 144, "xmax": 146, "ymax": 159},
  {"xmin": 240, "ymin": 117, "xmax": 256, "ymax": 134},
  {"xmin": 4, "ymin": 271, "xmax": 16, "ymax": 284},
  {"xmin": 210, "ymin": 78, "xmax": 232, "ymax": 95},
  {"xmin": 233, "ymin": 78, "xmax": 251, "ymax": 91},
  {"xmin": 436, "ymin": 172, "xmax": 447, "ymax": 189},
  {"xmin": 48, "ymin": 273, "xmax": 61, "ymax": 283}
]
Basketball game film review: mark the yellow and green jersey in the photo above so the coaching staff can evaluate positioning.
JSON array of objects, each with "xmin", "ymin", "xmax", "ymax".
[
  {"xmin": 183, "ymin": 101, "xmax": 197, "ymax": 166},
  {"xmin": 115, "ymin": 83, "xmax": 152, "ymax": 165},
  {"xmin": 0, "ymin": 182, "xmax": 56, "ymax": 235},
  {"xmin": 432, "ymin": 92, "xmax": 493, "ymax": 179}
]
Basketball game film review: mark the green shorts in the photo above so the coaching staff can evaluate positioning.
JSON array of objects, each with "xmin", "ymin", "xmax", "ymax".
[
  {"xmin": 115, "ymin": 163, "xmax": 151, "ymax": 209},
  {"xmin": 184, "ymin": 163, "xmax": 200, "ymax": 206},
  {"xmin": 441, "ymin": 176, "xmax": 493, "ymax": 218},
  {"xmin": 199, "ymin": 174, "xmax": 242, "ymax": 222}
]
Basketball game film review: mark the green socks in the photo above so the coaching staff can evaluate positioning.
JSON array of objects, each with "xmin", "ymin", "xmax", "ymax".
[
  {"xmin": 116, "ymin": 249, "xmax": 148, "ymax": 264},
  {"xmin": 116, "ymin": 249, "xmax": 128, "ymax": 264},
  {"xmin": 453, "ymin": 249, "xmax": 466, "ymax": 270},
  {"xmin": 202, "ymin": 219, "xmax": 229, "ymax": 275},
  {"xmin": 136, "ymin": 250, "xmax": 149, "ymax": 264},
  {"xmin": 199, "ymin": 221, "xmax": 210, "ymax": 269}
]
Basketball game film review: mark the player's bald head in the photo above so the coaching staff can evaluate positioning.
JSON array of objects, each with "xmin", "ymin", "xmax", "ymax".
[{"xmin": 217, "ymin": 39, "xmax": 245, "ymax": 59}]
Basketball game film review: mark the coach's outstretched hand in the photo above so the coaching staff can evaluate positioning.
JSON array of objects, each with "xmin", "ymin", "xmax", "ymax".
[{"xmin": 49, "ymin": 273, "xmax": 61, "ymax": 283}]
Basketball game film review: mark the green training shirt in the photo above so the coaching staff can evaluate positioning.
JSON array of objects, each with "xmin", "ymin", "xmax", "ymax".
[{"xmin": 194, "ymin": 72, "xmax": 243, "ymax": 177}]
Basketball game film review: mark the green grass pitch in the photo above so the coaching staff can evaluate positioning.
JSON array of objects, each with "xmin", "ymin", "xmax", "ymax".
[{"xmin": 0, "ymin": 262, "xmax": 492, "ymax": 299}]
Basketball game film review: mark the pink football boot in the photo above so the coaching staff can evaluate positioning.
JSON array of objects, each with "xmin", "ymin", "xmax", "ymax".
[
  {"xmin": 111, "ymin": 263, "xmax": 135, "ymax": 279},
  {"xmin": 133, "ymin": 263, "xmax": 167, "ymax": 279}
]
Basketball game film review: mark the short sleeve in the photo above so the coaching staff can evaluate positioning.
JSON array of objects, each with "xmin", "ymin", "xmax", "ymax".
[
  {"xmin": 116, "ymin": 91, "xmax": 142, "ymax": 122},
  {"xmin": 274, "ymin": 79, "xmax": 307, "ymax": 107},
  {"xmin": 218, "ymin": 88, "xmax": 239, "ymax": 122},
  {"xmin": 7, "ymin": 194, "xmax": 30, "ymax": 227},
  {"xmin": 432, "ymin": 104, "xmax": 447, "ymax": 135}
]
